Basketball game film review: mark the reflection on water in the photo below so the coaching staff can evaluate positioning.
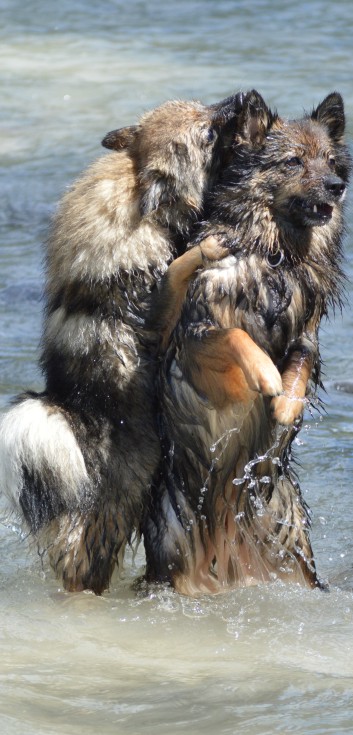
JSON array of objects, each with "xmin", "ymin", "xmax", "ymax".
[{"xmin": 1, "ymin": 0, "xmax": 353, "ymax": 733}]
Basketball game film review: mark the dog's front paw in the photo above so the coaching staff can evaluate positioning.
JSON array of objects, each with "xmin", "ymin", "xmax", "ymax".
[
  {"xmin": 199, "ymin": 235, "xmax": 230, "ymax": 263},
  {"xmin": 245, "ymin": 357, "xmax": 283, "ymax": 397},
  {"xmin": 257, "ymin": 363, "xmax": 283, "ymax": 397},
  {"xmin": 271, "ymin": 394, "xmax": 305, "ymax": 425}
]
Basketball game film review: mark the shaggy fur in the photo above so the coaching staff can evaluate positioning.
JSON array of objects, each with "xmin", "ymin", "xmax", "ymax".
[
  {"xmin": 143, "ymin": 90, "xmax": 351, "ymax": 596},
  {"xmin": 0, "ymin": 94, "xmax": 244, "ymax": 593}
]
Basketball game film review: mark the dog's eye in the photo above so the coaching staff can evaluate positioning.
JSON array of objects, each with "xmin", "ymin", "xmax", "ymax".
[
  {"xmin": 285, "ymin": 156, "xmax": 302, "ymax": 168},
  {"xmin": 328, "ymin": 156, "xmax": 336, "ymax": 168},
  {"xmin": 204, "ymin": 127, "xmax": 217, "ymax": 145}
]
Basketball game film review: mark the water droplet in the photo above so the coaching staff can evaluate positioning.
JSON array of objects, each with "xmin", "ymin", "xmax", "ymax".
[{"xmin": 235, "ymin": 512, "xmax": 245, "ymax": 521}]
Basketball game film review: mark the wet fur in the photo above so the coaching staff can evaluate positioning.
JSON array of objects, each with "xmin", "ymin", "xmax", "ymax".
[
  {"xmin": 0, "ymin": 95, "xmax": 243, "ymax": 593},
  {"xmin": 144, "ymin": 91, "xmax": 351, "ymax": 596}
]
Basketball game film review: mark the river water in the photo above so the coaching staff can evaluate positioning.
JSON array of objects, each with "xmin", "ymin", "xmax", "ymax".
[{"xmin": 1, "ymin": 1, "xmax": 353, "ymax": 733}]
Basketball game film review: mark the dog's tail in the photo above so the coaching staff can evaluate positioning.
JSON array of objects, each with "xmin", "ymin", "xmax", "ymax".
[
  {"xmin": 0, "ymin": 393, "xmax": 93, "ymax": 533},
  {"xmin": 0, "ymin": 392, "xmax": 140, "ymax": 593}
]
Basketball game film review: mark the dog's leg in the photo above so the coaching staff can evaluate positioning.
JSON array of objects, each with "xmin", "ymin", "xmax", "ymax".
[
  {"xmin": 266, "ymin": 474, "xmax": 322, "ymax": 589},
  {"xmin": 43, "ymin": 504, "xmax": 126, "ymax": 594},
  {"xmin": 150, "ymin": 236, "xmax": 228, "ymax": 350},
  {"xmin": 183, "ymin": 327, "xmax": 283, "ymax": 408},
  {"xmin": 271, "ymin": 347, "xmax": 314, "ymax": 425}
]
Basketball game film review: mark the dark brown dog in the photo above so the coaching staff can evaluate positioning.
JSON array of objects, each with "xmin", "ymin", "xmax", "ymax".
[{"xmin": 144, "ymin": 90, "xmax": 351, "ymax": 595}]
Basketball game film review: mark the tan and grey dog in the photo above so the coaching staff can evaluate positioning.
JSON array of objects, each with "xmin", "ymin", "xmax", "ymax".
[
  {"xmin": 144, "ymin": 90, "xmax": 351, "ymax": 596},
  {"xmin": 0, "ymin": 93, "xmax": 244, "ymax": 593}
]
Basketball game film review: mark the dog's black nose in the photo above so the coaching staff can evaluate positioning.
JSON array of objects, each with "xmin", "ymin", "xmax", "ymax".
[{"xmin": 324, "ymin": 175, "xmax": 346, "ymax": 198}]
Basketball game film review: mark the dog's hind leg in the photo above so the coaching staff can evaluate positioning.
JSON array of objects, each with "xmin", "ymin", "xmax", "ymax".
[
  {"xmin": 43, "ymin": 504, "xmax": 126, "ymax": 594},
  {"xmin": 265, "ymin": 475, "xmax": 322, "ymax": 588},
  {"xmin": 143, "ymin": 483, "xmax": 223, "ymax": 596}
]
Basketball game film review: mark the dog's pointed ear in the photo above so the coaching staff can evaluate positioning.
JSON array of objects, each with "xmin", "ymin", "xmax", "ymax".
[
  {"xmin": 210, "ymin": 91, "xmax": 246, "ymax": 125},
  {"xmin": 236, "ymin": 90, "xmax": 276, "ymax": 146},
  {"xmin": 101, "ymin": 125, "xmax": 139, "ymax": 150},
  {"xmin": 311, "ymin": 92, "xmax": 345, "ymax": 143}
]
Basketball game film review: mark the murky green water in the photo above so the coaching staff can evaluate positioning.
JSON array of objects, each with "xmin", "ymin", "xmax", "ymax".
[{"xmin": 1, "ymin": 1, "xmax": 353, "ymax": 733}]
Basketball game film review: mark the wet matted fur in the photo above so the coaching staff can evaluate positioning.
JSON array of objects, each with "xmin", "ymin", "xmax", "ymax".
[
  {"xmin": 143, "ymin": 90, "xmax": 351, "ymax": 596},
  {"xmin": 0, "ymin": 93, "xmax": 244, "ymax": 593}
]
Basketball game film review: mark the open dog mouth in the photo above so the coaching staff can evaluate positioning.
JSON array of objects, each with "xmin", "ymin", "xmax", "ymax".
[{"xmin": 290, "ymin": 197, "xmax": 334, "ymax": 225}]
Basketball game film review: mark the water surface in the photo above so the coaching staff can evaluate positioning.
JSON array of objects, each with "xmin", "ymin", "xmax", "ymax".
[{"xmin": 1, "ymin": 1, "xmax": 353, "ymax": 733}]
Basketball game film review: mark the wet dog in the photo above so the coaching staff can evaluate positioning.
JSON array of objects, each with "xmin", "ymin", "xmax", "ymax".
[
  {"xmin": 0, "ymin": 94, "xmax": 243, "ymax": 593},
  {"xmin": 143, "ymin": 90, "xmax": 351, "ymax": 595}
]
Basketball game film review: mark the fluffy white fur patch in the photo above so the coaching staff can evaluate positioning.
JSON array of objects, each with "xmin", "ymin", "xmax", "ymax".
[{"xmin": 0, "ymin": 398, "xmax": 89, "ymax": 508}]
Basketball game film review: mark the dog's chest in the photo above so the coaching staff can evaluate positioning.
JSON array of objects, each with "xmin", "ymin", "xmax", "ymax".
[{"xmin": 196, "ymin": 255, "xmax": 313, "ymax": 360}]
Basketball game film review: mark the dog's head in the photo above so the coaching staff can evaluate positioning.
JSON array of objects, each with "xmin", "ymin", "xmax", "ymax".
[
  {"xmin": 101, "ymin": 93, "xmax": 245, "ymax": 232},
  {"xmin": 229, "ymin": 89, "xmax": 351, "ymax": 230}
]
